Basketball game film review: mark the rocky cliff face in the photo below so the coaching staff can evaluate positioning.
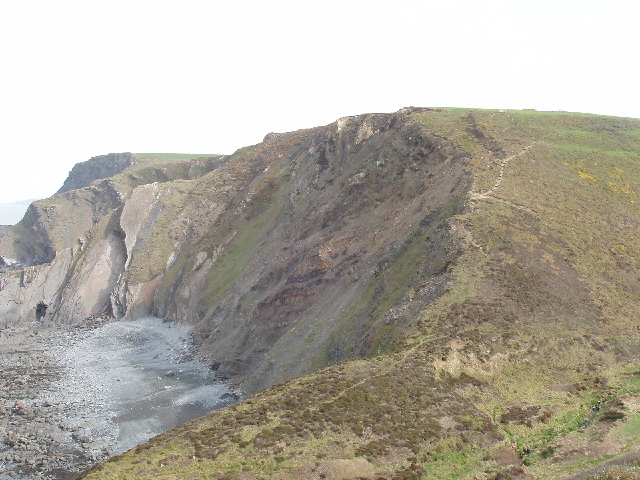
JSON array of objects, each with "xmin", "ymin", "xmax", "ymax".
[
  {"xmin": 0, "ymin": 108, "xmax": 471, "ymax": 392},
  {"xmin": 56, "ymin": 152, "xmax": 134, "ymax": 194}
]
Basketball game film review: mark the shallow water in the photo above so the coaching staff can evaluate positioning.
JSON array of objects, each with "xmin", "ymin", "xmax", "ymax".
[{"xmin": 46, "ymin": 316, "xmax": 235, "ymax": 456}]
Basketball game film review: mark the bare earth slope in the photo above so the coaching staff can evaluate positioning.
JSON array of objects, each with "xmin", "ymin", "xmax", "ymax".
[{"xmin": 2, "ymin": 108, "xmax": 640, "ymax": 479}]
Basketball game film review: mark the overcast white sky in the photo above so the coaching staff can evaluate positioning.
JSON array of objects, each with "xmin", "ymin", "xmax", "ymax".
[{"xmin": 1, "ymin": 0, "xmax": 638, "ymax": 203}]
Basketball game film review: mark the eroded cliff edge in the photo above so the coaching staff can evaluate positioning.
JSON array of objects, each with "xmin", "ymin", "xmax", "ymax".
[{"xmin": 0, "ymin": 108, "xmax": 472, "ymax": 393}]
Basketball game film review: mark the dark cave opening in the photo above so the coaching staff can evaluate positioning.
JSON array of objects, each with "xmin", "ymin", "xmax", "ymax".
[{"xmin": 35, "ymin": 301, "xmax": 48, "ymax": 320}]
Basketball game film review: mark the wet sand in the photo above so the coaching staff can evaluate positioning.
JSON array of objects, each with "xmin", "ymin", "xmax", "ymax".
[{"xmin": 0, "ymin": 317, "xmax": 236, "ymax": 479}]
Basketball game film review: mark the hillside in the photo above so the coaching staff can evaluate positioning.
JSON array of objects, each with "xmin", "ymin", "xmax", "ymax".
[
  {"xmin": 2, "ymin": 108, "xmax": 640, "ymax": 479},
  {"xmin": 0, "ymin": 109, "xmax": 471, "ymax": 394}
]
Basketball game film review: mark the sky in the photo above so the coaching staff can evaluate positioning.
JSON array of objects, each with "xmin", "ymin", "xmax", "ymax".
[{"xmin": 1, "ymin": 0, "xmax": 638, "ymax": 204}]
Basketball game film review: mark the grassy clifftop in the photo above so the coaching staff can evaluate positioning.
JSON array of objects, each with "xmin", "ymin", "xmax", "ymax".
[{"xmin": 79, "ymin": 108, "xmax": 640, "ymax": 479}]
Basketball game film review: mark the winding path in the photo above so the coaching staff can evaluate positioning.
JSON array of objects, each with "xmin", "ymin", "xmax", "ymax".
[{"xmin": 472, "ymin": 142, "xmax": 536, "ymax": 200}]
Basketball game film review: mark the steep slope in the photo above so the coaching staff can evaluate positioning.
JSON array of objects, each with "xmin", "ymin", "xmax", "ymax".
[
  {"xmin": 77, "ymin": 109, "xmax": 640, "ymax": 480},
  {"xmin": 1, "ymin": 109, "xmax": 472, "ymax": 394},
  {"xmin": 141, "ymin": 110, "xmax": 472, "ymax": 392}
]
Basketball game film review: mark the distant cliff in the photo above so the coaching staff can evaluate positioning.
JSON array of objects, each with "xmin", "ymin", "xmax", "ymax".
[{"xmin": 56, "ymin": 152, "xmax": 134, "ymax": 194}]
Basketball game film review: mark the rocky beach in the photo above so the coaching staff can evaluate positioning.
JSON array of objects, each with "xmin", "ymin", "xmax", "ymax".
[{"xmin": 0, "ymin": 317, "xmax": 236, "ymax": 479}]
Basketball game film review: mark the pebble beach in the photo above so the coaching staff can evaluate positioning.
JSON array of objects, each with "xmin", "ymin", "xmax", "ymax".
[{"xmin": 0, "ymin": 317, "xmax": 236, "ymax": 479}]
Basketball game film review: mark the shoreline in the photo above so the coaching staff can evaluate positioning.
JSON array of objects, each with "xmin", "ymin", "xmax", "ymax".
[{"xmin": 0, "ymin": 318, "xmax": 236, "ymax": 479}]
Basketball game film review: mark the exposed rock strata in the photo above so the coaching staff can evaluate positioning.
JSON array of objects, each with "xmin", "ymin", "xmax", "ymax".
[{"xmin": 0, "ymin": 109, "xmax": 472, "ymax": 393}]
